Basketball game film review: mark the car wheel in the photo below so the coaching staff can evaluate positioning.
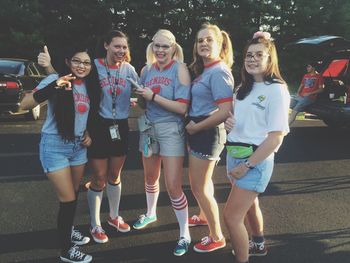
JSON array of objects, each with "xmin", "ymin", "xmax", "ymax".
[{"xmin": 25, "ymin": 104, "xmax": 41, "ymax": 121}]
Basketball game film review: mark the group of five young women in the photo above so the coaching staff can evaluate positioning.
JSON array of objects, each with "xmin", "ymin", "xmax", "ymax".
[{"xmin": 20, "ymin": 24, "xmax": 290, "ymax": 263}]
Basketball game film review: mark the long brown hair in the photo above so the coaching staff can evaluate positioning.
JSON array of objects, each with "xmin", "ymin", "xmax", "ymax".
[
  {"xmin": 236, "ymin": 36, "xmax": 285, "ymax": 100},
  {"xmin": 189, "ymin": 23, "xmax": 234, "ymax": 77},
  {"xmin": 54, "ymin": 46, "xmax": 99, "ymax": 141}
]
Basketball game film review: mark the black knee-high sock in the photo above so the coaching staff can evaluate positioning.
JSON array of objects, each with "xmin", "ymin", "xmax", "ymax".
[{"xmin": 57, "ymin": 199, "xmax": 77, "ymax": 254}]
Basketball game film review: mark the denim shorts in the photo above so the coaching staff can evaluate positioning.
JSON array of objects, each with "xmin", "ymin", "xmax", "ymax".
[
  {"xmin": 139, "ymin": 121, "xmax": 185, "ymax": 157},
  {"xmin": 290, "ymin": 96, "xmax": 314, "ymax": 112},
  {"xmin": 226, "ymin": 153, "xmax": 274, "ymax": 193},
  {"xmin": 186, "ymin": 116, "xmax": 226, "ymax": 161},
  {"xmin": 39, "ymin": 133, "xmax": 87, "ymax": 173}
]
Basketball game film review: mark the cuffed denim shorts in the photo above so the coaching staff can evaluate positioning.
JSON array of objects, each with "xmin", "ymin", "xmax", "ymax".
[
  {"xmin": 226, "ymin": 153, "xmax": 274, "ymax": 193},
  {"xmin": 39, "ymin": 133, "xmax": 87, "ymax": 173},
  {"xmin": 139, "ymin": 121, "xmax": 185, "ymax": 157},
  {"xmin": 290, "ymin": 96, "xmax": 314, "ymax": 112}
]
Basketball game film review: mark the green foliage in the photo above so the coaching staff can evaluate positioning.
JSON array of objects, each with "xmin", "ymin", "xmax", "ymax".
[{"xmin": 0, "ymin": 0, "xmax": 349, "ymax": 86}]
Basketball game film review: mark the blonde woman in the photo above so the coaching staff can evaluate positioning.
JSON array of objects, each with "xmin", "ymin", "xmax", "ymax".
[
  {"xmin": 186, "ymin": 23, "xmax": 234, "ymax": 253},
  {"xmin": 133, "ymin": 29, "xmax": 191, "ymax": 256}
]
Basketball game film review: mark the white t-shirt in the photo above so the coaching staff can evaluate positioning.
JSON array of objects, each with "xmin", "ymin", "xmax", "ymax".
[{"xmin": 227, "ymin": 82, "xmax": 290, "ymax": 151}]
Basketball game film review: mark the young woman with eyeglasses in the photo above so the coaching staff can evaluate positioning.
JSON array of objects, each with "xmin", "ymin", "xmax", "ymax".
[
  {"xmin": 223, "ymin": 32, "xmax": 290, "ymax": 263},
  {"xmin": 20, "ymin": 45, "xmax": 98, "ymax": 263},
  {"xmin": 132, "ymin": 29, "xmax": 192, "ymax": 256},
  {"xmin": 37, "ymin": 30, "xmax": 139, "ymax": 245},
  {"xmin": 186, "ymin": 22, "xmax": 234, "ymax": 253}
]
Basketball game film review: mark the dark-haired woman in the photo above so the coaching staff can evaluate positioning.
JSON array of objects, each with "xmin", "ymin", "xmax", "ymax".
[
  {"xmin": 38, "ymin": 31, "xmax": 139, "ymax": 244},
  {"xmin": 223, "ymin": 32, "xmax": 290, "ymax": 263},
  {"xmin": 21, "ymin": 48, "xmax": 95, "ymax": 263}
]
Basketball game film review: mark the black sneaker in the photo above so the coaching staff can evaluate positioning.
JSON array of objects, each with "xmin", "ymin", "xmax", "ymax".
[
  {"xmin": 71, "ymin": 227, "xmax": 90, "ymax": 245},
  {"xmin": 249, "ymin": 240, "xmax": 267, "ymax": 257},
  {"xmin": 60, "ymin": 245, "xmax": 92, "ymax": 263},
  {"xmin": 231, "ymin": 240, "xmax": 267, "ymax": 257}
]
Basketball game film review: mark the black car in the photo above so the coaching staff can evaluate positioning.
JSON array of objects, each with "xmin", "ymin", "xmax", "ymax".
[
  {"xmin": 288, "ymin": 35, "xmax": 350, "ymax": 128},
  {"xmin": 0, "ymin": 58, "xmax": 47, "ymax": 120}
]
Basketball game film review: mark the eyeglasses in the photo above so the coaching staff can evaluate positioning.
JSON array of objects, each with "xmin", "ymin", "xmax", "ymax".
[
  {"xmin": 71, "ymin": 59, "xmax": 92, "ymax": 67},
  {"xmin": 245, "ymin": 52, "xmax": 269, "ymax": 61},
  {"xmin": 153, "ymin": 43, "xmax": 172, "ymax": 51}
]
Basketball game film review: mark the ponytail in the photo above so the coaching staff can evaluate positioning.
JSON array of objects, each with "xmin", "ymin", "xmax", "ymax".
[{"xmin": 220, "ymin": 31, "xmax": 234, "ymax": 70}]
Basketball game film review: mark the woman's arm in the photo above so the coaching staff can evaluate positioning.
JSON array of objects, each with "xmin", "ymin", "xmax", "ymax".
[
  {"xmin": 135, "ymin": 63, "xmax": 190, "ymax": 115},
  {"xmin": 20, "ymin": 92, "xmax": 38, "ymax": 110},
  {"xmin": 185, "ymin": 101, "xmax": 232, "ymax": 135},
  {"xmin": 228, "ymin": 131, "xmax": 285, "ymax": 179}
]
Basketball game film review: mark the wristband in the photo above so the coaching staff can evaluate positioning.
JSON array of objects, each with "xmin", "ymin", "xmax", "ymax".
[
  {"xmin": 32, "ymin": 80, "xmax": 57, "ymax": 103},
  {"xmin": 244, "ymin": 160, "xmax": 254, "ymax": 169},
  {"xmin": 151, "ymin": 93, "xmax": 157, "ymax": 102}
]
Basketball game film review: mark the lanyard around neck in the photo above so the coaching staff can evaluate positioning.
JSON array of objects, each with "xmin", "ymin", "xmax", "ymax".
[{"xmin": 104, "ymin": 58, "xmax": 121, "ymax": 121}]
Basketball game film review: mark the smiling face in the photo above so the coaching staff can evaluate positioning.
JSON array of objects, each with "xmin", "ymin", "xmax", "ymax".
[
  {"xmin": 244, "ymin": 43, "xmax": 270, "ymax": 82},
  {"xmin": 196, "ymin": 28, "xmax": 221, "ymax": 63},
  {"xmin": 67, "ymin": 52, "xmax": 92, "ymax": 79},
  {"xmin": 152, "ymin": 35, "xmax": 174, "ymax": 65},
  {"xmin": 104, "ymin": 37, "xmax": 129, "ymax": 65}
]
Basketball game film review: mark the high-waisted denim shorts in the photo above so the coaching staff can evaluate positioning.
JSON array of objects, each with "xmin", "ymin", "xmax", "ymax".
[
  {"xmin": 186, "ymin": 116, "xmax": 226, "ymax": 161},
  {"xmin": 39, "ymin": 133, "xmax": 87, "ymax": 173},
  {"xmin": 226, "ymin": 153, "xmax": 274, "ymax": 193}
]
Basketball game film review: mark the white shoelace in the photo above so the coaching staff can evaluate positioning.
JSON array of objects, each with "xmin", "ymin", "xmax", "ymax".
[
  {"xmin": 72, "ymin": 229, "xmax": 84, "ymax": 240},
  {"xmin": 178, "ymin": 238, "xmax": 189, "ymax": 246},
  {"xmin": 200, "ymin": 236, "xmax": 212, "ymax": 245},
  {"xmin": 118, "ymin": 216, "xmax": 125, "ymax": 224},
  {"xmin": 69, "ymin": 245, "xmax": 85, "ymax": 260},
  {"xmin": 191, "ymin": 215, "xmax": 200, "ymax": 222},
  {"xmin": 92, "ymin": 225, "xmax": 105, "ymax": 234},
  {"xmin": 138, "ymin": 214, "xmax": 146, "ymax": 223}
]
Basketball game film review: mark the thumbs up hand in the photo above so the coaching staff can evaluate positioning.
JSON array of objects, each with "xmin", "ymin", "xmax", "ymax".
[{"xmin": 37, "ymin": 45, "xmax": 52, "ymax": 68}]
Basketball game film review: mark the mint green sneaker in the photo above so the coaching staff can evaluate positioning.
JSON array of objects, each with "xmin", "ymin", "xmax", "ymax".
[
  {"xmin": 174, "ymin": 237, "xmax": 190, "ymax": 256},
  {"xmin": 132, "ymin": 214, "xmax": 157, "ymax": 230}
]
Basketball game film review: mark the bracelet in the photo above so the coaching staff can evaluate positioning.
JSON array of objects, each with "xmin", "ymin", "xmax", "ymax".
[
  {"xmin": 151, "ymin": 93, "xmax": 157, "ymax": 102},
  {"xmin": 244, "ymin": 160, "xmax": 254, "ymax": 169}
]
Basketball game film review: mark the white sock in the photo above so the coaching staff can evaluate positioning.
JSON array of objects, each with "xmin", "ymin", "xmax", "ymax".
[
  {"xmin": 106, "ymin": 181, "xmax": 121, "ymax": 219},
  {"xmin": 145, "ymin": 182, "xmax": 159, "ymax": 217},
  {"xmin": 171, "ymin": 192, "xmax": 191, "ymax": 242},
  {"xmin": 87, "ymin": 188, "xmax": 103, "ymax": 227}
]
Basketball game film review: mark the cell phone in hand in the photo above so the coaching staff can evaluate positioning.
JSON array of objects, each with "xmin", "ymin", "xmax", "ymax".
[{"xmin": 127, "ymin": 77, "xmax": 142, "ymax": 91}]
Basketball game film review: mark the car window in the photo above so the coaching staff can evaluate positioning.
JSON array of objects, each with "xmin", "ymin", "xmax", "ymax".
[
  {"xmin": 27, "ymin": 62, "xmax": 40, "ymax": 76},
  {"xmin": 33, "ymin": 63, "xmax": 47, "ymax": 76},
  {"xmin": 0, "ymin": 60, "xmax": 25, "ymax": 75}
]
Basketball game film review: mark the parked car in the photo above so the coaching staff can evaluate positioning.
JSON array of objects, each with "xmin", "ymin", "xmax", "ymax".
[
  {"xmin": 0, "ymin": 58, "xmax": 47, "ymax": 120},
  {"xmin": 288, "ymin": 35, "xmax": 350, "ymax": 128}
]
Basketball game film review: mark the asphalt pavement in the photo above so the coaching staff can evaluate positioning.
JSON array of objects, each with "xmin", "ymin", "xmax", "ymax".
[{"xmin": 1, "ymin": 110, "xmax": 350, "ymax": 263}]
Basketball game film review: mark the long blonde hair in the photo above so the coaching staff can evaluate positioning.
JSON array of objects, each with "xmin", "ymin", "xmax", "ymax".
[
  {"xmin": 146, "ymin": 29, "xmax": 184, "ymax": 66},
  {"xmin": 189, "ymin": 23, "xmax": 234, "ymax": 76}
]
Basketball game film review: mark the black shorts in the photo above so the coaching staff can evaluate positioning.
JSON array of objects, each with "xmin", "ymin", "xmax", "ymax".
[
  {"xmin": 87, "ymin": 116, "xmax": 129, "ymax": 159},
  {"xmin": 186, "ymin": 116, "xmax": 226, "ymax": 160}
]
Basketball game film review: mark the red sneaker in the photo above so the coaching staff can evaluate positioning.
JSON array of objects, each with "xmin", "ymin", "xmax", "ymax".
[
  {"xmin": 108, "ymin": 216, "xmax": 131, "ymax": 233},
  {"xmin": 193, "ymin": 236, "xmax": 226, "ymax": 253},
  {"xmin": 90, "ymin": 226, "xmax": 108, "ymax": 243},
  {"xmin": 188, "ymin": 215, "xmax": 208, "ymax": 227}
]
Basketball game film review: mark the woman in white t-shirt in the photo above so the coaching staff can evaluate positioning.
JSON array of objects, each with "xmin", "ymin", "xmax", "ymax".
[{"xmin": 223, "ymin": 32, "xmax": 290, "ymax": 263}]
